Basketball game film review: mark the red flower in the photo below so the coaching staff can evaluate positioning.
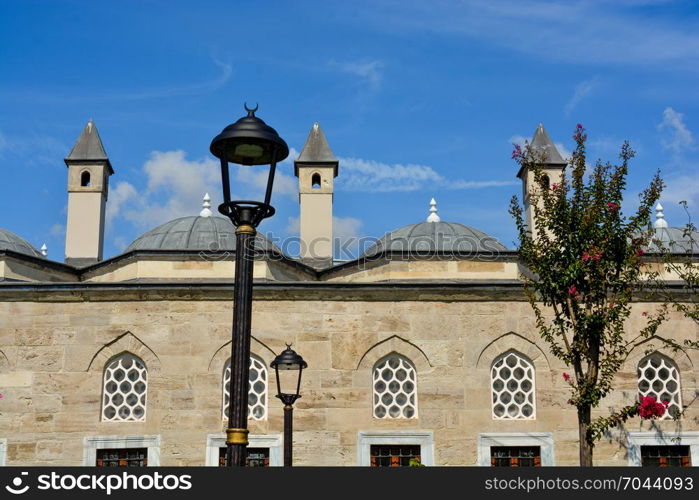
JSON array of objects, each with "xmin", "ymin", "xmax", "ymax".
[
  {"xmin": 511, "ymin": 144, "xmax": 523, "ymax": 160},
  {"xmin": 639, "ymin": 395, "xmax": 668, "ymax": 419},
  {"xmin": 568, "ymin": 286, "xmax": 577, "ymax": 296},
  {"xmin": 582, "ymin": 251, "xmax": 590, "ymax": 262},
  {"xmin": 636, "ymin": 248, "xmax": 645, "ymax": 256},
  {"xmin": 562, "ymin": 373, "xmax": 571, "ymax": 382},
  {"xmin": 607, "ymin": 202, "xmax": 620, "ymax": 211}
]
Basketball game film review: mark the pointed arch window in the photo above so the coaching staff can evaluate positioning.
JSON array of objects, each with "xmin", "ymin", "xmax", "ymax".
[
  {"xmin": 373, "ymin": 354, "xmax": 417, "ymax": 419},
  {"xmin": 102, "ymin": 353, "xmax": 147, "ymax": 422},
  {"xmin": 637, "ymin": 353, "xmax": 682, "ymax": 419},
  {"xmin": 491, "ymin": 351, "xmax": 536, "ymax": 419},
  {"xmin": 223, "ymin": 355, "xmax": 268, "ymax": 421}
]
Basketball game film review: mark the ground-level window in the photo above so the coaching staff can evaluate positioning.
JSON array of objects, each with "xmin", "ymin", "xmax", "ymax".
[
  {"xmin": 357, "ymin": 431, "xmax": 434, "ymax": 466},
  {"xmin": 641, "ymin": 446, "xmax": 691, "ymax": 467},
  {"xmin": 217, "ymin": 447, "xmax": 270, "ymax": 467},
  {"xmin": 477, "ymin": 433, "xmax": 554, "ymax": 466},
  {"xmin": 96, "ymin": 448, "xmax": 147, "ymax": 467},
  {"xmin": 370, "ymin": 445, "xmax": 421, "ymax": 467},
  {"xmin": 83, "ymin": 436, "xmax": 160, "ymax": 466},
  {"xmin": 490, "ymin": 446, "xmax": 541, "ymax": 467}
]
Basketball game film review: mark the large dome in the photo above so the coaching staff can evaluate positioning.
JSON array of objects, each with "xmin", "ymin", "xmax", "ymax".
[
  {"xmin": 0, "ymin": 228, "xmax": 44, "ymax": 258},
  {"xmin": 362, "ymin": 221, "xmax": 508, "ymax": 257},
  {"xmin": 645, "ymin": 226, "xmax": 699, "ymax": 253},
  {"xmin": 125, "ymin": 215, "xmax": 281, "ymax": 253}
]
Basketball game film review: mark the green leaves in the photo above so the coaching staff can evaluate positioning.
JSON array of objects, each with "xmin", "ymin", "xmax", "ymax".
[{"xmin": 509, "ymin": 124, "xmax": 676, "ymax": 447}]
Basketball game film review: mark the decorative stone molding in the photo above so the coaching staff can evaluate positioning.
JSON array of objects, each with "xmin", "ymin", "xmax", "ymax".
[
  {"xmin": 626, "ymin": 431, "xmax": 699, "ymax": 466},
  {"xmin": 87, "ymin": 332, "xmax": 160, "ymax": 372},
  {"xmin": 205, "ymin": 434, "xmax": 282, "ymax": 466},
  {"xmin": 83, "ymin": 435, "xmax": 160, "ymax": 466},
  {"xmin": 357, "ymin": 335, "xmax": 431, "ymax": 372},
  {"xmin": 476, "ymin": 331, "xmax": 550, "ymax": 371},
  {"xmin": 477, "ymin": 432, "xmax": 555, "ymax": 466},
  {"xmin": 208, "ymin": 336, "xmax": 276, "ymax": 372},
  {"xmin": 357, "ymin": 430, "xmax": 434, "ymax": 466}
]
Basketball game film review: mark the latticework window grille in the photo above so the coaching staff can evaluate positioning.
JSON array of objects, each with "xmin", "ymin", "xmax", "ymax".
[
  {"xmin": 223, "ymin": 355, "xmax": 268, "ymax": 420},
  {"xmin": 102, "ymin": 353, "xmax": 147, "ymax": 422},
  {"xmin": 637, "ymin": 353, "xmax": 682, "ymax": 419},
  {"xmin": 373, "ymin": 354, "xmax": 417, "ymax": 419},
  {"xmin": 491, "ymin": 351, "xmax": 536, "ymax": 419}
]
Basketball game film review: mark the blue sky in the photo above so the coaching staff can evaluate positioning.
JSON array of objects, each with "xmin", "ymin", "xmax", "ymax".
[{"xmin": 1, "ymin": 0, "xmax": 698, "ymax": 260}]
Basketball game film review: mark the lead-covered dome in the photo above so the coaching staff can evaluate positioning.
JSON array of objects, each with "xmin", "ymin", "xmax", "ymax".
[
  {"xmin": 362, "ymin": 199, "xmax": 508, "ymax": 257},
  {"xmin": 126, "ymin": 215, "xmax": 280, "ymax": 253},
  {"xmin": 644, "ymin": 203, "xmax": 699, "ymax": 254},
  {"xmin": 0, "ymin": 228, "xmax": 44, "ymax": 258},
  {"xmin": 125, "ymin": 196, "xmax": 281, "ymax": 253}
]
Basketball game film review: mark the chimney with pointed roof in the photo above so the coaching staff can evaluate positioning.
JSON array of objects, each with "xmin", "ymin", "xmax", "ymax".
[
  {"xmin": 294, "ymin": 122, "xmax": 339, "ymax": 268},
  {"xmin": 64, "ymin": 119, "xmax": 113, "ymax": 266},
  {"xmin": 517, "ymin": 123, "xmax": 567, "ymax": 237}
]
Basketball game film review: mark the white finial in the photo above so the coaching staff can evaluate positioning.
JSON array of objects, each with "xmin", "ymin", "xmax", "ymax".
[
  {"xmin": 654, "ymin": 202, "xmax": 668, "ymax": 229},
  {"xmin": 40, "ymin": 243, "xmax": 47, "ymax": 256},
  {"xmin": 426, "ymin": 197, "xmax": 441, "ymax": 223},
  {"xmin": 312, "ymin": 122, "xmax": 319, "ymax": 131},
  {"xmin": 199, "ymin": 193, "xmax": 213, "ymax": 217}
]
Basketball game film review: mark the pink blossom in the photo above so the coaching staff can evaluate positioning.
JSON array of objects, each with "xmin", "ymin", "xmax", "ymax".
[
  {"xmin": 562, "ymin": 373, "xmax": 571, "ymax": 382},
  {"xmin": 511, "ymin": 144, "xmax": 523, "ymax": 160},
  {"xmin": 607, "ymin": 202, "xmax": 620, "ymax": 211},
  {"xmin": 639, "ymin": 395, "xmax": 668, "ymax": 419},
  {"xmin": 568, "ymin": 286, "xmax": 577, "ymax": 296},
  {"xmin": 636, "ymin": 248, "xmax": 645, "ymax": 256}
]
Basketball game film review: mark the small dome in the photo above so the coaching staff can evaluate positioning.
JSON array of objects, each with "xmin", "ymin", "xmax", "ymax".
[
  {"xmin": 125, "ymin": 216, "xmax": 281, "ymax": 253},
  {"xmin": 362, "ymin": 221, "xmax": 508, "ymax": 257},
  {"xmin": 0, "ymin": 228, "xmax": 44, "ymax": 258},
  {"xmin": 645, "ymin": 226, "xmax": 699, "ymax": 253}
]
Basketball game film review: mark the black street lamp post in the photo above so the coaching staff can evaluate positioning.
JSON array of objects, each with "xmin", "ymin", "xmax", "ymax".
[
  {"xmin": 271, "ymin": 345, "xmax": 307, "ymax": 467},
  {"xmin": 210, "ymin": 105, "xmax": 289, "ymax": 467}
]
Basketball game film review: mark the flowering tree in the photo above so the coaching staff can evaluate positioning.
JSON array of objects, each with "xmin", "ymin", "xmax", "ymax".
[{"xmin": 509, "ymin": 125, "xmax": 697, "ymax": 466}]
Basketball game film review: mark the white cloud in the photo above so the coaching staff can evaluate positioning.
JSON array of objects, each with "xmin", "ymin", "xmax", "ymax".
[
  {"xmin": 334, "ymin": 215, "xmax": 363, "ymax": 243},
  {"xmin": 565, "ymin": 78, "xmax": 599, "ymax": 116},
  {"xmin": 329, "ymin": 59, "xmax": 384, "ymax": 90},
  {"xmin": 107, "ymin": 181, "xmax": 139, "ymax": 224},
  {"xmin": 286, "ymin": 216, "xmax": 300, "ymax": 235},
  {"xmin": 49, "ymin": 223, "xmax": 65, "ymax": 237},
  {"xmin": 663, "ymin": 174, "xmax": 699, "ymax": 207},
  {"xmin": 108, "ymin": 149, "xmax": 298, "ymax": 230},
  {"xmin": 658, "ymin": 107, "xmax": 695, "ymax": 154},
  {"xmin": 358, "ymin": 1, "xmax": 699, "ymax": 68},
  {"xmin": 337, "ymin": 156, "xmax": 514, "ymax": 192}
]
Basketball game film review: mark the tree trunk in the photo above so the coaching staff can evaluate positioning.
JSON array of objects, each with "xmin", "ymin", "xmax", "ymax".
[{"xmin": 578, "ymin": 405, "xmax": 593, "ymax": 466}]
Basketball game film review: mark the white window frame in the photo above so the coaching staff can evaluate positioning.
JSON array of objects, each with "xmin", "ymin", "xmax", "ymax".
[
  {"xmin": 83, "ymin": 435, "xmax": 160, "ymax": 466},
  {"xmin": 357, "ymin": 431, "xmax": 434, "ymax": 466},
  {"xmin": 205, "ymin": 434, "xmax": 282, "ymax": 466},
  {"xmin": 627, "ymin": 431, "xmax": 699, "ymax": 467},
  {"xmin": 478, "ymin": 432, "xmax": 555, "ymax": 466},
  {"xmin": 0, "ymin": 438, "xmax": 6, "ymax": 466}
]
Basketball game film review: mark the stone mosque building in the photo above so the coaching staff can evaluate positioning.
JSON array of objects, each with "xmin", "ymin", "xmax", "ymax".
[{"xmin": 0, "ymin": 120, "xmax": 697, "ymax": 467}]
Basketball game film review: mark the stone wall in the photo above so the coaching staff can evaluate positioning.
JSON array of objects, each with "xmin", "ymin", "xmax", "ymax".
[{"xmin": 0, "ymin": 292, "xmax": 697, "ymax": 466}]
